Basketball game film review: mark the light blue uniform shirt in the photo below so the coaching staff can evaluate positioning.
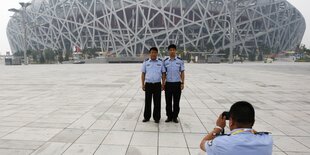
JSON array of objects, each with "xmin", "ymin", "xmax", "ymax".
[
  {"xmin": 206, "ymin": 128, "xmax": 273, "ymax": 155},
  {"xmin": 164, "ymin": 57, "xmax": 185, "ymax": 82},
  {"xmin": 141, "ymin": 58, "xmax": 166, "ymax": 83}
]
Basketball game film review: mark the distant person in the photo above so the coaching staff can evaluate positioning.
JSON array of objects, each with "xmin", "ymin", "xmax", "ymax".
[
  {"xmin": 141, "ymin": 47, "xmax": 166, "ymax": 123},
  {"xmin": 200, "ymin": 101, "xmax": 273, "ymax": 155},
  {"xmin": 163, "ymin": 44, "xmax": 185, "ymax": 123}
]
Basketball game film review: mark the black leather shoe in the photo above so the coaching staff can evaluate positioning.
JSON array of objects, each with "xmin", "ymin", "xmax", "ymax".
[
  {"xmin": 165, "ymin": 118, "xmax": 172, "ymax": 122},
  {"xmin": 142, "ymin": 119, "xmax": 149, "ymax": 122},
  {"xmin": 173, "ymin": 118, "xmax": 179, "ymax": 123},
  {"xmin": 155, "ymin": 120, "xmax": 160, "ymax": 123}
]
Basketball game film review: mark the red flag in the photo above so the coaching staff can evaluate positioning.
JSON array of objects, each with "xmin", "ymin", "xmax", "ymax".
[{"xmin": 75, "ymin": 46, "xmax": 81, "ymax": 53}]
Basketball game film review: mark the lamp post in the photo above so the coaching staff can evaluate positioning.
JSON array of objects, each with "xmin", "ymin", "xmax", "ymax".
[
  {"xmin": 227, "ymin": 0, "xmax": 237, "ymax": 64},
  {"xmin": 218, "ymin": 19, "xmax": 233, "ymax": 63},
  {"xmin": 9, "ymin": 2, "xmax": 31, "ymax": 65},
  {"xmin": 225, "ymin": 0, "xmax": 257, "ymax": 64},
  {"xmin": 217, "ymin": 0, "xmax": 236, "ymax": 64}
]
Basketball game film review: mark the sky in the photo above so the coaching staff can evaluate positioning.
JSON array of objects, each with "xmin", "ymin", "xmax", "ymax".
[{"xmin": 0, "ymin": 0, "xmax": 309, "ymax": 55}]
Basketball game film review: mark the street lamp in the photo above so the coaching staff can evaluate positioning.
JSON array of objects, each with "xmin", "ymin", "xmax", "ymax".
[
  {"xmin": 19, "ymin": 2, "xmax": 31, "ymax": 8},
  {"xmin": 225, "ymin": 0, "xmax": 257, "ymax": 64},
  {"xmin": 227, "ymin": 0, "xmax": 238, "ymax": 64},
  {"xmin": 216, "ymin": 1, "xmax": 237, "ymax": 64},
  {"xmin": 217, "ymin": 19, "xmax": 233, "ymax": 63},
  {"xmin": 8, "ymin": 2, "xmax": 31, "ymax": 65}
]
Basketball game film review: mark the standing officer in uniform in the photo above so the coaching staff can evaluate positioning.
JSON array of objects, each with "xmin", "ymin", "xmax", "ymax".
[
  {"xmin": 200, "ymin": 101, "xmax": 273, "ymax": 155},
  {"xmin": 141, "ymin": 47, "xmax": 166, "ymax": 123},
  {"xmin": 164, "ymin": 44, "xmax": 185, "ymax": 123}
]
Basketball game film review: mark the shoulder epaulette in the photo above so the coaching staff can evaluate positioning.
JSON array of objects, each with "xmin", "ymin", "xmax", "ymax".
[
  {"xmin": 164, "ymin": 57, "xmax": 169, "ymax": 61},
  {"xmin": 158, "ymin": 58, "xmax": 162, "ymax": 61},
  {"xmin": 177, "ymin": 57, "xmax": 183, "ymax": 60},
  {"xmin": 217, "ymin": 134, "xmax": 229, "ymax": 137},
  {"xmin": 226, "ymin": 132, "xmax": 271, "ymax": 136},
  {"xmin": 215, "ymin": 133, "xmax": 229, "ymax": 137},
  {"xmin": 144, "ymin": 58, "xmax": 150, "ymax": 61},
  {"xmin": 255, "ymin": 132, "xmax": 271, "ymax": 135}
]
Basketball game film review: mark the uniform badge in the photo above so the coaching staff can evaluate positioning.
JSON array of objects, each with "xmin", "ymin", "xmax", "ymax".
[{"xmin": 207, "ymin": 140, "xmax": 213, "ymax": 146}]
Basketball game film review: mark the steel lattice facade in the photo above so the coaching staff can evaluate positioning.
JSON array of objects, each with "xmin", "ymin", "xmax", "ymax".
[{"xmin": 7, "ymin": 0, "xmax": 306, "ymax": 57}]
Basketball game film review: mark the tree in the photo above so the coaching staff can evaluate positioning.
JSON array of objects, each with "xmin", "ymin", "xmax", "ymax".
[
  {"xmin": 159, "ymin": 47, "xmax": 166, "ymax": 57},
  {"xmin": 13, "ymin": 51, "xmax": 23, "ymax": 57},
  {"xmin": 219, "ymin": 49, "xmax": 229, "ymax": 59},
  {"xmin": 39, "ymin": 52, "xmax": 45, "ymax": 64},
  {"xmin": 82, "ymin": 48, "xmax": 100, "ymax": 59},
  {"xmin": 257, "ymin": 52, "xmax": 263, "ymax": 61},
  {"xmin": 177, "ymin": 50, "xmax": 185, "ymax": 58},
  {"xmin": 30, "ymin": 50, "xmax": 41, "ymax": 64},
  {"xmin": 298, "ymin": 44, "xmax": 310, "ymax": 55},
  {"xmin": 44, "ymin": 49, "xmax": 56, "ymax": 64},
  {"xmin": 26, "ymin": 50, "xmax": 33, "ymax": 57},
  {"xmin": 182, "ymin": 51, "xmax": 191, "ymax": 63},
  {"xmin": 248, "ymin": 52, "xmax": 256, "ymax": 61},
  {"xmin": 55, "ymin": 50, "xmax": 64, "ymax": 63},
  {"xmin": 64, "ymin": 51, "xmax": 72, "ymax": 61}
]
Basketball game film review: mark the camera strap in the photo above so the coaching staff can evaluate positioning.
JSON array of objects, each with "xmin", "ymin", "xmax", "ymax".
[
  {"xmin": 227, "ymin": 129, "xmax": 270, "ymax": 136},
  {"xmin": 230, "ymin": 129, "xmax": 255, "ymax": 135}
]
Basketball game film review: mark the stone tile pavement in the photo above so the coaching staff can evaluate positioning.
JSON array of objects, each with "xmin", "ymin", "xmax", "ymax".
[{"xmin": 0, "ymin": 63, "xmax": 309, "ymax": 155}]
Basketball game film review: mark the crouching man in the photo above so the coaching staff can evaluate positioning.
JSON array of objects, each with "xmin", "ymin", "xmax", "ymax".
[{"xmin": 200, "ymin": 101, "xmax": 273, "ymax": 155}]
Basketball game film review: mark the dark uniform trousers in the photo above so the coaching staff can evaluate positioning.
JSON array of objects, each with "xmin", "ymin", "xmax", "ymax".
[
  {"xmin": 165, "ymin": 82, "xmax": 181, "ymax": 119},
  {"xmin": 144, "ymin": 82, "xmax": 161, "ymax": 121}
]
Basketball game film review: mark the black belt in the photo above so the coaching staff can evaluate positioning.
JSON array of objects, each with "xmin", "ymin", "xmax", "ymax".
[
  {"xmin": 145, "ymin": 82, "xmax": 161, "ymax": 84},
  {"xmin": 166, "ymin": 82, "xmax": 181, "ymax": 84}
]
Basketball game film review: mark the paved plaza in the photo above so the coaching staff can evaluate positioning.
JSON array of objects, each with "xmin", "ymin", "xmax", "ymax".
[{"xmin": 0, "ymin": 62, "xmax": 309, "ymax": 155}]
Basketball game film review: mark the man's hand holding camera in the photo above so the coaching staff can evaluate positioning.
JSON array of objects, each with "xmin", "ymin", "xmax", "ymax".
[
  {"xmin": 200, "ymin": 112, "xmax": 229, "ymax": 152},
  {"xmin": 215, "ymin": 113, "xmax": 227, "ymax": 132}
]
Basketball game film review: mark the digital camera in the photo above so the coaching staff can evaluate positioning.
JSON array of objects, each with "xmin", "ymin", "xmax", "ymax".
[{"xmin": 222, "ymin": 111, "xmax": 230, "ymax": 120}]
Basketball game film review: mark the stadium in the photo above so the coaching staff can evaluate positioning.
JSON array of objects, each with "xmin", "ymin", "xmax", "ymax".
[{"xmin": 7, "ymin": 0, "xmax": 306, "ymax": 60}]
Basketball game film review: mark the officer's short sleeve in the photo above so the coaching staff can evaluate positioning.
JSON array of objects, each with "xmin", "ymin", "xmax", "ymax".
[
  {"xmin": 141, "ymin": 61, "xmax": 146, "ymax": 73},
  {"xmin": 205, "ymin": 136, "xmax": 227, "ymax": 155},
  {"xmin": 162, "ymin": 61, "xmax": 166, "ymax": 73},
  {"xmin": 180, "ymin": 60, "xmax": 185, "ymax": 72},
  {"xmin": 205, "ymin": 140, "xmax": 216, "ymax": 154}
]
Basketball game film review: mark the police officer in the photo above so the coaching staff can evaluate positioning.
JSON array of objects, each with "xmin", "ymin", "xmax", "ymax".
[
  {"xmin": 164, "ymin": 44, "xmax": 185, "ymax": 123},
  {"xmin": 200, "ymin": 101, "xmax": 273, "ymax": 155},
  {"xmin": 141, "ymin": 47, "xmax": 166, "ymax": 123}
]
